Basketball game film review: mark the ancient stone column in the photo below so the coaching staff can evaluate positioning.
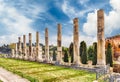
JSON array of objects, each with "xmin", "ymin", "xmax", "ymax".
[
  {"xmin": 73, "ymin": 18, "xmax": 81, "ymax": 66},
  {"xmin": 36, "ymin": 32, "xmax": 39, "ymax": 57},
  {"xmin": 15, "ymin": 43, "xmax": 18, "ymax": 58},
  {"xmin": 11, "ymin": 49, "xmax": 15, "ymax": 58},
  {"xmin": 45, "ymin": 28, "xmax": 49, "ymax": 62},
  {"xmin": 23, "ymin": 35, "xmax": 27, "ymax": 59},
  {"xmin": 36, "ymin": 31, "xmax": 42, "ymax": 61},
  {"xmin": 29, "ymin": 33, "xmax": 33, "ymax": 60},
  {"xmin": 97, "ymin": 9, "xmax": 106, "ymax": 65},
  {"xmin": 57, "ymin": 24, "xmax": 62, "ymax": 64},
  {"xmin": 18, "ymin": 37, "xmax": 22, "ymax": 57}
]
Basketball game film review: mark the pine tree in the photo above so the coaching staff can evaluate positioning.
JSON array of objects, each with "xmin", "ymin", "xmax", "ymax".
[
  {"xmin": 53, "ymin": 50, "xmax": 56, "ymax": 61},
  {"xmin": 69, "ymin": 42, "xmax": 73, "ymax": 63},
  {"xmin": 93, "ymin": 42, "xmax": 97, "ymax": 65},
  {"xmin": 80, "ymin": 41, "xmax": 87, "ymax": 64},
  {"xmin": 64, "ymin": 50, "xmax": 69, "ymax": 62},
  {"xmin": 88, "ymin": 46, "xmax": 94, "ymax": 62},
  {"xmin": 106, "ymin": 43, "xmax": 113, "ymax": 67}
]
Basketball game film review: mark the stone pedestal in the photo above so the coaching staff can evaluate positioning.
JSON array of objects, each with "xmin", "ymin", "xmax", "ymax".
[
  {"xmin": 97, "ymin": 9, "xmax": 106, "ymax": 65},
  {"xmin": 31, "ymin": 47, "xmax": 36, "ymax": 61},
  {"xmin": 37, "ymin": 46, "xmax": 43, "ymax": 62},
  {"xmin": 11, "ymin": 49, "xmax": 15, "ymax": 58},
  {"xmin": 73, "ymin": 18, "xmax": 81, "ymax": 66},
  {"xmin": 45, "ymin": 28, "xmax": 49, "ymax": 62},
  {"xmin": 24, "ymin": 48, "xmax": 29, "ymax": 60}
]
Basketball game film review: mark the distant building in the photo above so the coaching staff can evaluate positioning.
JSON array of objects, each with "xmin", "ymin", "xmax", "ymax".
[{"xmin": 105, "ymin": 35, "xmax": 120, "ymax": 61}]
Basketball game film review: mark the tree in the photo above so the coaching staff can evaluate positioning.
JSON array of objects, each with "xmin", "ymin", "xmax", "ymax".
[
  {"xmin": 69, "ymin": 42, "xmax": 73, "ymax": 63},
  {"xmin": 9, "ymin": 43, "xmax": 16, "ymax": 49},
  {"xmin": 80, "ymin": 41, "xmax": 87, "ymax": 64},
  {"xmin": 88, "ymin": 46, "xmax": 94, "ymax": 62},
  {"xmin": 64, "ymin": 50, "xmax": 69, "ymax": 62},
  {"xmin": 53, "ymin": 50, "xmax": 56, "ymax": 61},
  {"xmin": 93, "ymin": 42, "xmax": 97, "ymax": 65},
  {"xmin": 106, "ymin": 43, "xmax": 113, "ymax": 67}
]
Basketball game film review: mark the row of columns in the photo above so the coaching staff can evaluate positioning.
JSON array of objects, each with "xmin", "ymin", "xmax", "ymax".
[
  {"xmin": 11, "ymin": 9, "xmax": 106, "ymax": 66},
  {"xmin": 12, "ymin": 32, "xmax": 42, "ymax": 62}
]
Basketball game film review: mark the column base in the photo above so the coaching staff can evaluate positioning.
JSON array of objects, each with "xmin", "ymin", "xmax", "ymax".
[
  {"xmin": 55, "ymin": 60, "xmax": 63, "ymax": 65},
  {"xmin": 19, "ymin": 55, "xmax": 23, "ymax": 60},
  {"xmin": 24, "ymin": 56, "xmax": 28, "ymax": 60},
  {"xmin": 73, "ymin": 61, "xmax": 82, "ymax": 67},
  {"xmin": 36, "ymin": 55, "xmax": 43, "ymax": 62},
  {"xmin": 97, "ymin": 59, "xmax": 106, "ymax": 65}
]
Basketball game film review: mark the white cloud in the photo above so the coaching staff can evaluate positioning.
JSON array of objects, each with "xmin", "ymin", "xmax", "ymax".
[
  {"xmin": 62, "ymin": 1, "xmax": 76, "ymax": 19},
  {"xmin": 62, "ymin": 0, "xmax": 92, "ymax": 20},
  {"xmin": 83, "ymin": 0, "xmax": 120, "ymax": 38},
  {"xmin": 0, "ymin": 34, "xmax": 18, "ymax": 45},
  {"xmin": 79, "ymin": 0, "xmax": 89, "ymax": 5},
  {"xmin": 83, "ymin": 10, "xmax": 97, "ymax": 36},
  {"xmin": 80, "ymin": 35, "xmax": 97, "ymax": 46},
  {"xmin": 0, "ymin": 0, "xmax": 38, "ymax": 46},
  {"xmin": 110, "ymin": 0, "xmax": 120, "ymax": 10}
]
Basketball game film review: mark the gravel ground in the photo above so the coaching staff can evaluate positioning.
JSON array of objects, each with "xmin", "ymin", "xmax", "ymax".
[{"xmin": 0, "ymin": 67, "xmax": 30, "ymax": 82}]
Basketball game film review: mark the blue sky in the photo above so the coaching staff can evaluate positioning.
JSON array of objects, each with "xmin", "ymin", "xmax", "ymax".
[{"xmin": 0, "ymin": 0, "xmax": 120, "ymax": 47}]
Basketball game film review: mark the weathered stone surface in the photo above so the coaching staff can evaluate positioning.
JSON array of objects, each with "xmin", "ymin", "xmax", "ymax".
[
  {"xmin": 105, "ymin": 35, "xmax": 120, "ymax": 61},
  {"xmin": 23, "ymin": 35, "xmax": 27, "ymax": 60},
  {"xmin": 29, "ymin": 33, "xmax": 33, "ymax": 61},
  {"xmin": 73, "ymin": 18, "xmax": 81, "ymax": 66},
  {"xmin": 11, "ymin": 49, "xmax": 15, "ymax": 58},
  {"xmin": 15, "ymin": 43, "xmax": 18, "ymax": 58},
  {"xmin": 97, "ymin": 9, "xmax": 106, "ymax": 65},
  {"xmin": 56, "ymin": 24, "xmax": 62, "ymax": 64},
  {"xmin": 25, "ymin": 48, "xmax": 29, "ymax": 60},
  {"xmin": 36, "ymin": 31, "xmax": 42, "ymax": 62},
  {"xmin": 32, "ymin": 47, "xmax": 36, "ymax": 61},
  {"xmin": 45, "ymin": 28, "xmax": 49, "ymax": 62},
  {"xmin": 18, "ymin": 37, "xmax": 22, "ymax": 59}
]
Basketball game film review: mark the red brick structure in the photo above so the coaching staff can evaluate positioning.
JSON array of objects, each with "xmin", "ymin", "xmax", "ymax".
[{"xmin": 105, "ymin": 35, "xmax": 120, "ymax": 61}]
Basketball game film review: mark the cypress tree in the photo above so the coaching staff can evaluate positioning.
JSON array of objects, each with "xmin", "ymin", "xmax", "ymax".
[
  {"xmin": 80, "ymin": 41, "xmax": 87, "ymax": 64},
  {"xmin": 53, "ymin": 50, "xmax": 56, "ymax": 61},
  {"xmin": 88, "ymin": 46, "xmax": 94, "ymax": 62},
  {"xmin": 106, "ymin": 43, "xmax": 113, "ymax": 67},
  {"xmin": 93, "ymin": 42, "xmax": 97, "ymax": 65},
  {"xmin": 69, "ymin": 42, "xmax": 73, "ymax": 63},
  {"xmin": 64, "ymin": 50, "xmax": 69, "ymax": 62}
]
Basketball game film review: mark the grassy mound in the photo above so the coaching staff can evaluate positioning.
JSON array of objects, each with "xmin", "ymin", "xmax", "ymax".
[{"xmin": 0, "ymin": 58, "xmax": 96, "ymax": 82}]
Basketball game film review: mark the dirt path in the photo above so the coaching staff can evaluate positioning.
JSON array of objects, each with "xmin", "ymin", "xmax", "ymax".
[{"xmin": 0, "ymin": 67, "xmax": 30, "ymax": 82}]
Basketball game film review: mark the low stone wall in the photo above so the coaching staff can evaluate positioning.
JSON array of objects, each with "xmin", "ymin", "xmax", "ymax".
[{"xmin": 113, "ymin": 64, "xmax": 120, "ymax": 73}]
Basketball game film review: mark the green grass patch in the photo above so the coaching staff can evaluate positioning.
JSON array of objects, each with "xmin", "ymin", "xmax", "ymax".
[
  {"xmin": 0, "ymin": 80, "xmax": 3, "ymax": 82},
  {"xmin": 0, "ymin": 58, "xmax": 96, "ymax": 82}
]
